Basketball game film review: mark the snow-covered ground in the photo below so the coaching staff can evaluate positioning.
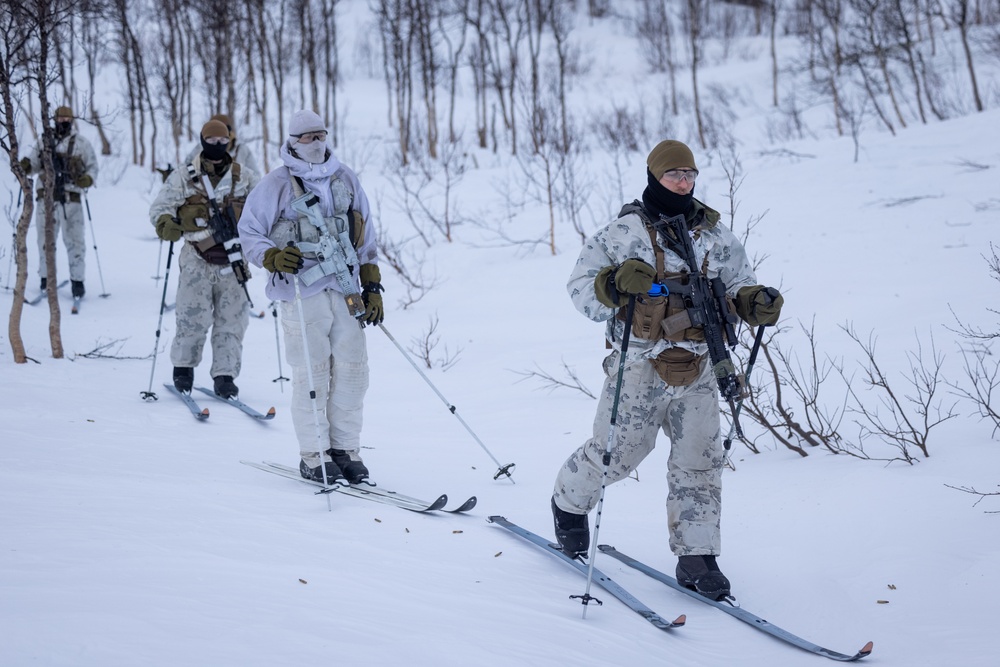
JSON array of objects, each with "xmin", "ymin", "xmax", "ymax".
[{"xmin": 2, "ymin": 4, "xmax": 999, "ymax": 665}]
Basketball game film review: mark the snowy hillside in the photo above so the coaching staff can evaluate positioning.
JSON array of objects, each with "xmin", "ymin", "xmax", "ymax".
[{"xmin": 3, "ymin": 2, "xmax": 1000, "ymax": 665}]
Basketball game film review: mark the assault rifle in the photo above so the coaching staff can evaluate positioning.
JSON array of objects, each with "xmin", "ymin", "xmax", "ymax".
[
  {"xmin": 200, "ymin": 174, "xmax": 253, "ymax": 306},
  {"xmin": 652, "ymin": 213, "xmax": 745, "ymax": 438}
]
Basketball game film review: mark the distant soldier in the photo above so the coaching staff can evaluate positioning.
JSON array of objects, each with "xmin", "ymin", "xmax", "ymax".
[
  {"xmin": 183, "ymin": 113, "xmax": 260, "ymax": 175},
  {"xmin": 149, "ymin": 119, "xmax": 260, "ymax": 399},
  {"xmin": 20, "ymin": 105, "xmax": 98, "ymax": 298}
]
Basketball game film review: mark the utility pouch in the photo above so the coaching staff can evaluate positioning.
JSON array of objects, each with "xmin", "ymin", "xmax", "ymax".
[
  {"xmin": 618, "ymin": 294, "xmax": 667, "ymax": 340},
  {"xmin": 194, "ymin": 238, "xmax": 229, "ymax": 265},
  {"xmin": 651, "ymin": 347, "xmax": 705, "ymax": 387}
]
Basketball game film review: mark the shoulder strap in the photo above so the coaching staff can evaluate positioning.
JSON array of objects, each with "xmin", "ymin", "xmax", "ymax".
[{"xmin": 619, "ymin": 200, "xmax": 665, "ymax": 280}]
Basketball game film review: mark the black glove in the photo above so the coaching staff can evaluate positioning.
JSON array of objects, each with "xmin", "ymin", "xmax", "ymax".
[
  {"xmin": 263, "ymin": 246, "xmax": 304, "ymax": 274},
  {"xmin": 735, "ymin": 285, "xmax": 784, "ymax": 326},
  {"xmin": 614, "ymin": 258, "xmax": 656, "ymax": 295},
  {"xmin": 155, "ymin": 214, "xmax": 184, "ymax": 242},
  {"xmin": 19, "ymin": 157, "xmax": 32, "ymax": 174}
]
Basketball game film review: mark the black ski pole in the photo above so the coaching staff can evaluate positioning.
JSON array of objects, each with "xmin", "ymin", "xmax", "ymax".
[
  {"xmin": 723, "ymin": 324, "xmax": 768, "ymax": 453},
  {"xmin": 140, "ymin": 241, "xmax": 175, "ymax": 402},
  {"xmin": 574, "ymin": 293, "xmax": 636, "ymax": 616},
  {"xmin": 83, "ymin": 192, "xmax": 109, "ymax": 297}
]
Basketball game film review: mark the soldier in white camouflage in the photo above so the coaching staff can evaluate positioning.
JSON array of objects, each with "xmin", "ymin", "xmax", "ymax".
[
  {"xmin": 238, "ymin": 110, "xmax": 382, "ymax": 487},
  {"xmin": 20, "ymin": 105, "xmax": 99, "ymax": 299},
  {"xmin": 551, "ymin": 139, "xmax": 784, "ymax": 600},
  {"xmin": 149, "ymin": 119, "xmax": 261, "ymax": 399}
]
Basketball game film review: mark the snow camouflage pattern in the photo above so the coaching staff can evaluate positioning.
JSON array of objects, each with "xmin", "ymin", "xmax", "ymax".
[
  {"xmin": 169, "ymin": 242, "xmax": 250, "ymax": 377},
  {"xmin": 554, "ymin": 201, "xmax": 757, "ymax": 557},
  {"xmin": 26, "ymin": 127, "xmax": 99, "ymax": 281},
  {"xmin": 238, "ymin": 139, "xmax": 378, "ymax": 462},
  {"xmin": 149, "ymin": 153, "xmax": 260, "ymax": 379}
]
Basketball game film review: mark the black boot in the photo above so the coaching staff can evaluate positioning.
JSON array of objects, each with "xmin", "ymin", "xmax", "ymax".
[
  {"xmin": 299, "ymin": 458, "xmax": 346, "ymax": 485},
  {"xmin": 551, "ymin": 496, "xmax": 590, "ymax": 558},
  {"xmin": 676, "ymin": 555, "xmax": 731, "ymax": 600},
  {"xmin": 213, "ymin": 375, "xmax": 239, "ymax": 399},
  {"xmin": 328, "ymin": 448, "xmax": 369, "ymax": 484},
  {"xmin": 172, "ymin": 367, "xmax": 194, "ymax": 393},
  {"xmin": 71, "ymin": 280, "xmax": 85, "ymax": 298},
  {"xmin": 40, "ymin": 277, "xmax": 47, "ymax": 290}
]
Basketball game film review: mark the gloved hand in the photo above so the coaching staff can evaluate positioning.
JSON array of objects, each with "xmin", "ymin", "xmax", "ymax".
[
  {"xmin": 358, "ymin": 263, "xmax": 384, "ymax": 324},
  {"xmin": 614, "ymin": 258, "xmax": 656, "ymax": 295},
  {"xmin": 361, "ymin": 291, "xmax": 384, "ymax": 325},
  {"xmin": 594, "ymin": 265, "xmax": 622, "ymax": 308},
  {"xmin": 74, "ymin": 173, "xmax": 93, "ymax": 188},
  {"xmin": 155, "ymin": 214, "xmax": 184, "ymax": 242},
  {"xmin": 176, "ymin": 203, "xmax": 208, "ymax": 231},
  {"xmin": 19, "ymin": 157, "xmax": 32, "ymax": 174},
  {"xmin": 735, "ymin": 285, "xmax": 784, "ymax": 326},
  {"xmin": 263, "ymin": 246, "xmax": 303, "ymax": 274},
  {"xmin": 359, "ymin": 263, "xmax": 382, "ymax": 292}
]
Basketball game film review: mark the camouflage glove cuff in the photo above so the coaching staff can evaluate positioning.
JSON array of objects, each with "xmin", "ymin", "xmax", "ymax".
[
  {"xmin": 19, "ymin": 157, "xmax": 32, "ymax": 174},
  {"xmin": 155, "ymin": 214, "xmax": 184, "ymax": 243},
  {"xmin": 614, "ymin": 258, "xmax": 656, "ymax": 295},
  {"xmin": 735, "ymin": 285, "xmax": 784, "ymax": 326},
  {"xmin": 74, "ymin": 174, "xmax": 93, "ymax": 188},
  {"xmin": 361, "ymin": 291, "xmax": 384, "ymax": 325},
  {"xmin": 594, "ymin": 265, "xmax": 622, "ymax": 308},
  {"xmin": 263, "ymin": 246, "xmax": 303, "ymax": 274},
  {"xmin": 359, "ymin": 263, "xmax": 383, "ymax": 293}
]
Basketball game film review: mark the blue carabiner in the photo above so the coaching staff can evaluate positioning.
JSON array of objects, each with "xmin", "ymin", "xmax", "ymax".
[{"xmin": 647, "ymin": 283, "xmax": 669, "ymax": 297}]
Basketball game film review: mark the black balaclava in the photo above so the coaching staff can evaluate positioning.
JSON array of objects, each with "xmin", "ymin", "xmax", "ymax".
[
  {"xmin": 201, "ymin": 135, "xmax": 229, "ymax": 162},
  {"xmin": 55, "ymin": 121, "xmax": 72, "ymax": 138},
  {"xmin": 641, "ymin": 169, "xmax": 694, "ymax": 221}
]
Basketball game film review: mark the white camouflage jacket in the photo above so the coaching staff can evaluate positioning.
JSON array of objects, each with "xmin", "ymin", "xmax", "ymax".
[
  {"xmin": 237, "ymin": 141, "xmax": 377, "ymax": 303},
  {"xmin": 567, "ymin": 199, "xmax": 757, "ymax": 360},
  {"xmin": 27, "ymin": 127, "xmax": 99, "ymax": 196},
  {"xmin": 148, "ymin": 153, "xmax": 260, "ymax": 247}
]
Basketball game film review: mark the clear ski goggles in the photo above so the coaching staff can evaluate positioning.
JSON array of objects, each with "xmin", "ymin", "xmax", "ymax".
[
  {"xmin": 295, "ymin": 131, "xmax": 328, "ymax": 144},
  {"xmin": 661, "ymin": 169, "xmax": 698, "ymax": 184},
  {"xmin": 203, "ymin": 135, "xmax": 229, "ymax": 145}
]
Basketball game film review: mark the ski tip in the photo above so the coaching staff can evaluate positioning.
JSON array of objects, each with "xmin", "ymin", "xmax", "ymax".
[
  {"xmin": 199, "ymin": 408, "xmax": 210, "ymax": 419},
  {"xmin": 671, "ymin": 614, "xmax": 687, "ymax": 627},
  {"xmin": 858, "ymin": 641, "xmax": 874, "ymax": 658},
  {"xmin": 265, "ymin": 407, "xmax": 276, "ymax": 417}
]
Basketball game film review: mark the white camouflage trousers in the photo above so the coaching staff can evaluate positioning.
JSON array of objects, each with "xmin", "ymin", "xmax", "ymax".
[
  {"xmin": 553, "ymin": 349, "xmax": 724, "ymax": 556},
  {"xmin": 170, "ymin": 243, "xmax": 250, "ymax": 378},
  {"xmin": 280, "ymin": 289, "xmax": 369, "ymax": 463},
  {"xmin": 35, "ymin": 199, "xmax": 86, "ymax": 281}
]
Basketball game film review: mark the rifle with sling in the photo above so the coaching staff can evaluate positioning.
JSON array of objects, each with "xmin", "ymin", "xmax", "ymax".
[
  {"xmin": 199, "ymin": 173, "xmax": 253, "ymax": 306},
  {"xmin": 652, "ymin": 213, "xmax": 745, "ymax": 438}
]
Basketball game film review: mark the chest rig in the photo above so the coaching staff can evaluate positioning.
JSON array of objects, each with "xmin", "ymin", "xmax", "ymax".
[
  {"xmin": 183, "ymin": 161, "xmax": 242, "ymax": 265},
  {"xmin": 268, "ymin": 170, "xmax": 366, "ymax": 318},
  {"xmin": 617, "ymin": 202, "xmax": 710, "ymax": 344}
]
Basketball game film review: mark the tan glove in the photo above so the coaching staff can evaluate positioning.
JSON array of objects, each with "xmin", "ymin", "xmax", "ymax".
[
  {"xmin": 20, "ymin": 157, "xmax": 32, "ymax": 174},
  {"xmin": 735, "ymin": 285, "xmax": 784, "ymax": 326},
  {"xmin": 263, "ymin": 246, "xmax": 304, "ymax": 274},
  {"xmin": 74, "ymin": 174, "xmax": 93, "ymax": 188},
  {"xmin": 176, "ymin": 203, "xmax": 209, "ymax": 231},
  {"xmin": 155, "ymin": 214, "xmax": 184, "ymax": 242}
]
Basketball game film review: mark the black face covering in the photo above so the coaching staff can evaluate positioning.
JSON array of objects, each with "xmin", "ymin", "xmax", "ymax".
[
  {"xmin": 642, "ymin": 169, "xmax": 694, "ymax": 220},
  {"xmin": 55, "ymin": 121, "xmax": 72, "ymax": 138},
  {"xmin": 200, "ymin": 136, "xmax": 229, "ymax": 161}
]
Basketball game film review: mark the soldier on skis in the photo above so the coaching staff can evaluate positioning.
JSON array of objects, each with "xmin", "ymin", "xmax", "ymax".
[
  {"xmin": 150, "ymin": 119, "xmax": 260, "ymax": 400},
  {"xmin": 551, "ymin": 139, "xmax": 783, "ymax": 600},
  {"xmin": 238, "ymin": 109, "xmax": 383, "ymax": 486},
  {"xmin": 20, "ymin": 105, "xmax": 99, "ymax": 300}
]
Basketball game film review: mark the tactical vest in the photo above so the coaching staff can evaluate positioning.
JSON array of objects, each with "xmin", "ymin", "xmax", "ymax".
[
  {"xmin": 36, "ymin": 136, "xmax": 83, "ymax": 203},
  {"xmin": 266, "ymin": 168, "xmax": 365, "ymax": 252},
  {"xmin": 615, "ymin": 202, "xmax": 726, "ymax": 387},
  {"xmin": 183, "ymin": 160, "xmax": 243, "ymax": 264},
  {"xmin": 616, "ymin": 201, "xmax": 709, "ymax": 344}
]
